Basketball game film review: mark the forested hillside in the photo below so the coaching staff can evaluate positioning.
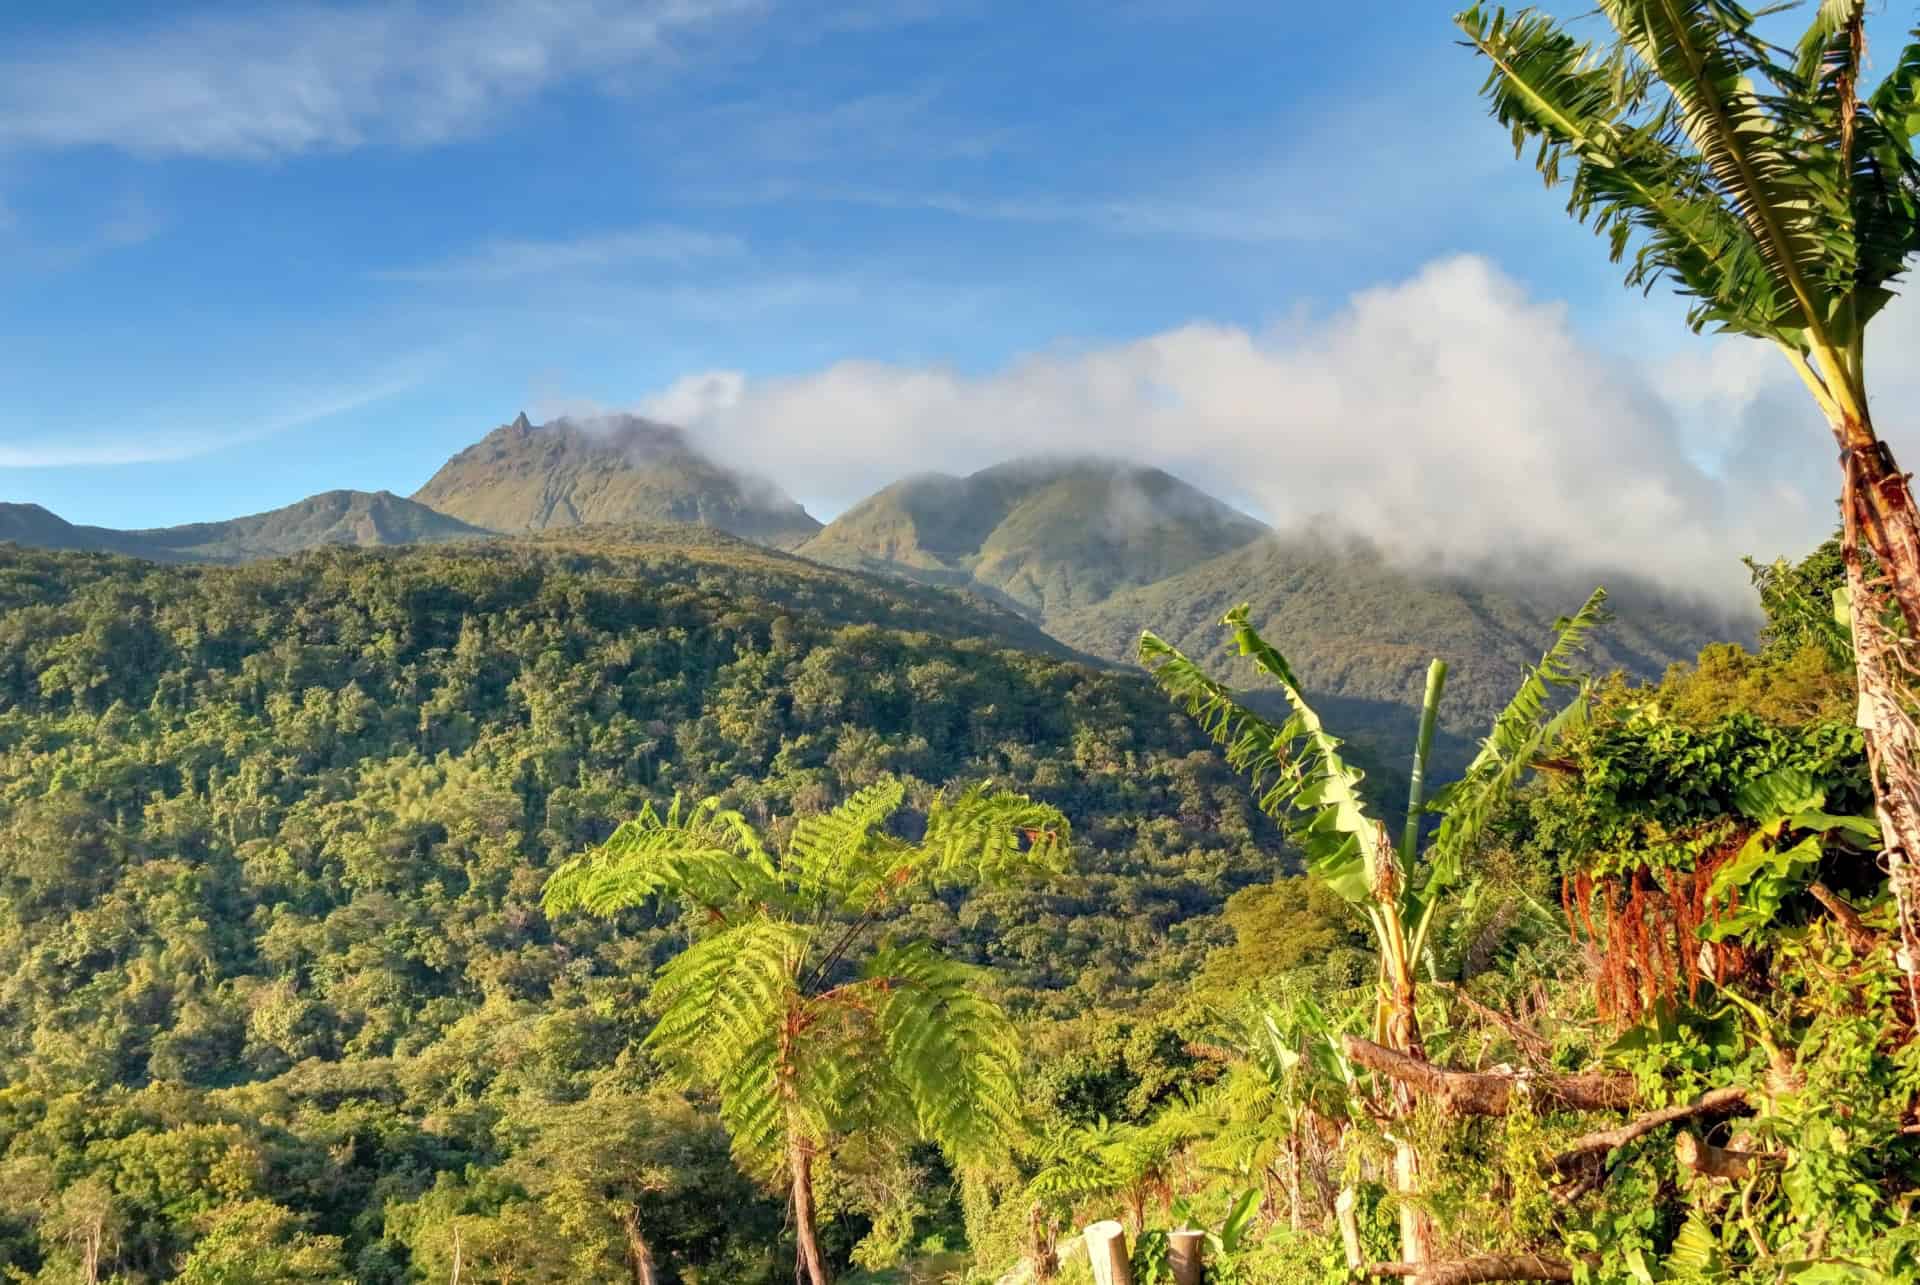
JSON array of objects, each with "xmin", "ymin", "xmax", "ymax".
[
  {"xmin": 0, "ymin": 527, "xmax": 1287, "ymax": 1280},
  {"xmin": 1047, "ymin": 530, "xmax": 1740, "ymax": 765}
]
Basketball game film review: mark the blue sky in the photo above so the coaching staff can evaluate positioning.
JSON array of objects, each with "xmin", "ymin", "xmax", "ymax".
[{"xmin": 0, "ymin": 0, "xmax": 1914, "ymax": 598}]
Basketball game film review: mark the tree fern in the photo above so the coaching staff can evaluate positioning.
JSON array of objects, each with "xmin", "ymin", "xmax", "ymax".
[
  {"xmin": 867, "ymin": 942, "xmax": 1023, "ymax": 1164},
  {"xmin": 542, "ymin": 776, "xmax": 1069, "ymax": 1284}
]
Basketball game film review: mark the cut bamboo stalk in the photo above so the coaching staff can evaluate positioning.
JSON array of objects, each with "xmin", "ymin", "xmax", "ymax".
[
  {"xmin": 1167, "ymin": 1229, "xmax": 1204, "ymax": 1285},
  {"xmin": 1336, "ymin": 1187, "xmax": 1363, "ymax": 1271},
  {"xmin": 1084, "ymin": 1220, "xmax": 1133, "ymax": 1285}
]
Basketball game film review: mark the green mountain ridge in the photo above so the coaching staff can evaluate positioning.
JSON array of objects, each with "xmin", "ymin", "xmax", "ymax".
[
  {"xmin": 0, "ymin": 502, "xmax": 132, "ymax": 555},
  {"xmin": 798, "ymin": 456, "xmax": 1271, "ymax": 617},
  {"xmin": 412, "ymin": 412, "xmax": 823, "ymax": 549},
  {"xmin": 1044, "ymin": 528, "xmax": 1746, "ymax": 763},
  {"xmin": 0, "ymin": 490, "xmax": 487, "ymax": 564},
  {"xmin": 0, "ymin": 525, "xmax": 1285, "ymax": 1276}
]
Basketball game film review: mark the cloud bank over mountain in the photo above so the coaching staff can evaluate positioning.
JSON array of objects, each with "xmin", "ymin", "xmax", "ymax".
[{"xmin": 639, "ymin": 254, "xmax": 1919, "ymax": 607}]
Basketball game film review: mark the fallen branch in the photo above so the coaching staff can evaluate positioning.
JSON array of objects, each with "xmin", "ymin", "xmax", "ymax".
[
  {"xmin": 1548, "ymin": 1087, "xmax": 1750, "ymax": 1177},
  {"xmin": 1368, "ymin": 1253, "xmax": 1577, "ymax": 1284},
  {"xmin": 1341, "ymin": 1036, "xmax": 1637, "ymax": 1116},
  {"xmin": 1675, "ymin": 1130, "xmax": 1783, "ymax": 1180},
  {"xmin": 1809, "ymin": 881, "xmax": 1879, "ymax": 955}
]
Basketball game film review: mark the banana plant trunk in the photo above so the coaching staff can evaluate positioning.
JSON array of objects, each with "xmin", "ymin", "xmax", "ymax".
[
  {"xmin": 1841, "ymin": 427, "xmax": 1920, "ymax": 640},
  {"xmin": 1384, "ymin": 956, "xmax": 1435, "ymax": 1266},
  {"xmin": 790, "ymin": 1136, "xmax": 831, "ymax": 1285},
  {"xmin": 1840, "ymin": 428, "xmax": 1920, "ymax": 1022}
]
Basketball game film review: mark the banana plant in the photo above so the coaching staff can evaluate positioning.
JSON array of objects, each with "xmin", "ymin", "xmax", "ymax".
[{"xmin": 1139, "ymin": 587, "xmax": 1606, "ymax": 1262}]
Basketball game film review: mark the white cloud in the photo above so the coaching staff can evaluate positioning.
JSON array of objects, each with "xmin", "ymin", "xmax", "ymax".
[
  {"xmin": 639, "ymin": 254, "xmax": 1919, "ymax": 606},
  {"xmin": 0, "ymin": 0, "xmax": 765, "ymax": 159},
  {"xmin": 376, "ymin": 227, "xmax": 743, "ymax": 283}
]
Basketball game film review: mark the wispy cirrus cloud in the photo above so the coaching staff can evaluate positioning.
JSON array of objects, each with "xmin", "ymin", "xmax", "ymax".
[
  {"xmin": 747, "ymin": 184, "xmax": 1344, "ymax": 244},
  {"xmin": 0, "ymin": 191, "xmax": 166, "ymax": 274},
  {"xmin": 374, "ymin": 226, "xmax": 745, "ymax": 284},
  {"xmin": 0, "ymin": 370, "xmax": 426, "ymax": 468},
  {"xmin": 0, "ymin": 0, "xmax": 767, "ymax": 160}
]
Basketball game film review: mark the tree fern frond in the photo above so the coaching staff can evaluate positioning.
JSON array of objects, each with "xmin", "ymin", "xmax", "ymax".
[
  {"xmin": 548, "ymin": 780, "xmax": 1071, "ymax": 1227},
  {"xmin": 785, "ymin": 777, "xmax": 907, "ymax": 906},
  {"xmin": 913, "ymin": 783, "xmax": 1071, "ymax": 889},
  {"xmin": 866, "ymin": 942, "xmax": 1023, "ymax": 1164},
  {"xmin": 542, "ymin": 795, "xmax": 781, "ymax": 919},
  {"xmin": 646, "ymin": 917, "xmax": 806, "ymax": 1077}
]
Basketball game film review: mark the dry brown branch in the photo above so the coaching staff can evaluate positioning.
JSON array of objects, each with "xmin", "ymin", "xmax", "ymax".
[
  {"xmin": 1675, "ymin": 1131, "xmax": 1784, "ymax": 1180},
  {"xmin": 1808, "ymin": 881, "xmax": 1879, "ymax": 955},
  {"xmin": 1431, "ymin": 982, "xmax": 1554, "ymax": 1062},
  {"xmin": 1367, "ymin": 1254, "xmax": 1577, "ymax": 1284},
  {"xmin": 1341, "ymin": 1036, "xmax": 1637, "ymax": 1116},
  {"xmin": 1547, "ymin": 1087, "xmax": 1750, "ymax": 1177}
]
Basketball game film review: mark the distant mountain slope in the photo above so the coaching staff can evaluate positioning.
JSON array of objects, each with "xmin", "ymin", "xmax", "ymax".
[
  {"xmin": 413, "ymin": 412, "xmax": 822, "ymax": 549},
  {"xmin": 0, "ymin": 491, "xmax": 485, "ymax": 564},
  {"xmin": 0, "ymin": 503, "xmax": 142, "ymax": 556},
  {"xmin": 798, "ymin": 457, "xmax": 1270, "ymax": 616},
  {"xmin": 1045, "ymin": 529, "xmax": 1750, "ymax": 764},
  {"xmin": 130, "ymin": 490, "xmax": 489, "ymax": 561}
]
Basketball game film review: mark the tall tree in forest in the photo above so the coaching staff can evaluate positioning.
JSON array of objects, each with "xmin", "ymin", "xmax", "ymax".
[
  {"xmin": 1141, "ymin": 589, "xmax": 1605, "ymax": 1264},
  {"xmin": 542, "ymin": 779, "xmax": 1068, "ymax": 1285},
  {"xmin": 1456, "ymin": 0, "xmax": 1920, "ymax": 1001}
]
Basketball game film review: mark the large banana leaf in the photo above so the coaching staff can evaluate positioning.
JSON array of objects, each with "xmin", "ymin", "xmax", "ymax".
[
  {"xmin": 1406, "ymin": 589, "xmax": 1604, "ymax": 959},
  {"xmin": 1142, "ymin": 608, "xmax": 1382, "ymax": 905}
]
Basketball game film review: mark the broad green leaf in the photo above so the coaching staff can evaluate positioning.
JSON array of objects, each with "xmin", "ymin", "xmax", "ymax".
[{"xmin": 1733, "ymin": 767, "xmax": 1824, "ymax": 821}]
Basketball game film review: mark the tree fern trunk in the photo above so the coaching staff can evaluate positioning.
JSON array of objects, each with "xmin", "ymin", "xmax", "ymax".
[
  {"xmin": 790, "ymin": 1137, "xmax": 831, "ymax": 1285},
  {"xmin": 622, "ymin": 1206, "xmax": 658, "ymax": 1285}
]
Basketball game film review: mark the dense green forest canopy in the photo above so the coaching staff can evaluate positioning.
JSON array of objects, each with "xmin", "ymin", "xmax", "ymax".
[
  {"xmin": 0, "ymin": 527, "xmax": 1292, "ymax": 1280},
  {"xmin": 3, "ymin": 519, "xmax": 1883, "ymax": 1284}
]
